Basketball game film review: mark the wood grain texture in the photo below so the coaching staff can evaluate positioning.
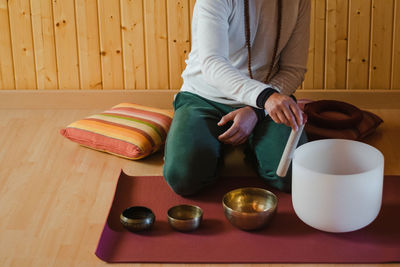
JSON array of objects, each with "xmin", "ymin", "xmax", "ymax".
[
  {"xmin": 144, "ymin": 0, "xmax": 169, "ymax": 89},
  {"xmin": 392, "ymin": 0, "xmax": 400, "ymax": 89},
  {"xmin": 167, "ymin": 0, "xmax": 191, "ymax": 89},
  {"xmin": 325, "ymin": 0, "xmax": 348, "ymax": 89},
  {"xmin": 313, "ymin": 0, "xmax": 326, "ymax": 89},
  {"xmin": 0, "ymin": 0, "xmax": 15, "ymax": 89},
  {"xmin": 303, "ymin": 0, "xmax": 316, "ymax": 89},
  {"xmin": 30, "ymin": 0, "xmax": 58, "ymax": 89},
  {"xmin": 97, "ymin": 0, "xmax": 124, "ymax": 90},
  {"xmin": 369, "ymin": 0, "xmax": 394, "ymax": 89},
  {"xmin": 0, "ymin": 105, "xmax": 398, "ymax": 265},
  {"xmin": 120, "ymin": 0, "xmax": 146, "ymax": 89},
  {"xmin": 8, "ymin": 0, "xmax": 36, "ymax": 89},
  {"xmin": 75, "ymin": 0, "xmax": 102, "ymax": 89},
  {"xmin": 347, "ymin": 0, "xmax": 371, "ymax": 89},
  {"xmin": 52, "ymin": 0, "xmax": 80, "ymax": 89},
  {"xmin": 1, "ymin": 89, "xmax": 399, "ymax": 109},
  {"xmin": 1, "ymin": 0, "xmax": 400, "ymax": 91}
]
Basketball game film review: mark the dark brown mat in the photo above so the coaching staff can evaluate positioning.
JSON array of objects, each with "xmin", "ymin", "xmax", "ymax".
[{"xmin": 95, "ymin": 171, "xmax": 400, "ymax": 263}]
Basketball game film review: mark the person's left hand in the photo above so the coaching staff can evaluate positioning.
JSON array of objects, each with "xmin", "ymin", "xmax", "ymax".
[{"xmin": 217, "ymin": 106, "xmax": 258, "ymax": 145}]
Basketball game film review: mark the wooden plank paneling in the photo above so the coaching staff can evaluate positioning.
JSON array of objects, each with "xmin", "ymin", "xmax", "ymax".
[
  {"xmin": 97, "ymin": 0, "xmax": 123, "ymax": 90},
  {"xmin": 370, "ymin": 0, "xmax": 394, "ymax": 89},
  {"xmin": 303, "ymin": 0, "xmax": 315, "ymax": 89},
  {"xmin": 325, "ymin": 0, "xmax": 348, "ymax": 89},
  {"xmin": 144, "ymin": 0, "xmax": 169, "ymax": 89},
  {"xmin": 52, "ymin": 0, "xmax": 80, "ymax": 89},
  {"xmin": 1, "ymin": 0, "xmax": 400, "ymax": 91},
  {"xmin": 314, "ymin": 0, "xmax": 326, "ymax": 88},
  {"xmin": 30, "ymin": 0, "xmax": 58, "ymax": 89},
  {"xmin": 75, "ymin": 0, "xmax": 102, "ymax": 89},
  {"xmin": 120, "ymin": 0, "xmax": 146, "ymax": 89},
  {"xmin": 8, "ymin": 0, "xmax": 36, "ymax": 89},
  {"xmin": 167, "ymin": 0, "xmax": 190, "ymax": 89},
  {"xmin": 392, "ymin": 0, "xmax": 400, "ymax": 89},
  {"xmin": 347, "ymin": 0, "xmax": 371, "ymax": 89},
  {"xmin": 0, "ymin": 0, "xmax": 15, "ymax": 89}
]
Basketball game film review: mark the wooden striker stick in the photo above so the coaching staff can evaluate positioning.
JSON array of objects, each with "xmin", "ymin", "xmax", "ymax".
[{"xmin": 276, "ymin": 123, "xmax": 305, "ymax": 177}]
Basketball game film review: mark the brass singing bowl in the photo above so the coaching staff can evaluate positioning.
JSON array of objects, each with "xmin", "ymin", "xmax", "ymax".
[
  {"xmin": 222, "ymin": 187, "xmax": 278, "ymax": 231},
  {"xmin": 167, "ymin": 204, "xmax": 203, "ymax": 232},
  {"xmin": 120, "ymin": 206, "xmax": 155, "ymax": 232}
]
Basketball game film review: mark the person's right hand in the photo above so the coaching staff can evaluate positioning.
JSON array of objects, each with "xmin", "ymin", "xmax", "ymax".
[{"xmin": 264, "ymin": 92, "xmax": 305, "ymax": 131}]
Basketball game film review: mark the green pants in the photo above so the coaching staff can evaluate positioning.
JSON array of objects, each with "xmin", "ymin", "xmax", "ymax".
[{"xmin": 163, "ymin": 92, "xmax": 307, "ymax": 195}]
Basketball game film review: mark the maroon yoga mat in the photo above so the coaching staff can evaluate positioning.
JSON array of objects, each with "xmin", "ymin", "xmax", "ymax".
[{"xmin": 95, "ymin": 170, "xmax": 400, "ymax": 263}]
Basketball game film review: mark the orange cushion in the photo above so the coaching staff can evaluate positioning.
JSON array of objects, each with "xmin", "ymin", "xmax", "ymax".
[{"xmin": 60, "ymin": 103, "xmax": 173, "ymax": 160}]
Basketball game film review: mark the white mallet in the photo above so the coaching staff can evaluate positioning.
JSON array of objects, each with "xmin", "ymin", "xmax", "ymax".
[{"xmin": 276, "ymin": 123, "xmax": 305, "ymax": 178}]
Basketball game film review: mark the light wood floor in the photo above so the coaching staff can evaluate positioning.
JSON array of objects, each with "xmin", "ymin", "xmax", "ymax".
[{"xmin": 0, "ymin": 108, "xmax": 399, "ymax": 267}]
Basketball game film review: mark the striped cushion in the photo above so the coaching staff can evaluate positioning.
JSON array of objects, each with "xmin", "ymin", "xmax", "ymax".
[{"xmin": 60, "ymin": 103, "xmax": 173, "ymax": 160}]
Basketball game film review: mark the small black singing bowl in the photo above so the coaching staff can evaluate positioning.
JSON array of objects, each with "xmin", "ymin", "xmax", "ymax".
[
  {"xmin": 120, "ymin": 206, "xmax": 155, "ymax": 232},
  {"xmin": 167, "ymin": 204, "xmax": 203, "ymax": 232}
]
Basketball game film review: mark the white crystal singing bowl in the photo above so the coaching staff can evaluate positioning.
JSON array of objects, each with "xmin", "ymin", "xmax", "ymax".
[{"xmin": 292, "ymin": 139, "xmax": 384, "ymax": 233}]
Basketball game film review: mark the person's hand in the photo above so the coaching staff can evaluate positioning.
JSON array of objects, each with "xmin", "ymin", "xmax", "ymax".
[
  {"xmin": 264, "ymin": 92, "xmax": 305, "ymax": 131},
  {"xmin": 217, "ymin": 106, "xmax": 258, "ymax": 145}
]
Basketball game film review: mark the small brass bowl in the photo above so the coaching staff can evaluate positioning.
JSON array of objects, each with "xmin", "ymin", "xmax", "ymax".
[
  {"xmin": 120, "ymin": 206, "xmax": 155, "ymax": 232},
  {"xmin": 222, "ymin": 187, "xmax": 277, "ymax": 231},
  {"xmin": 167, "ymin": 204, "xmax": 203, "ymax": 232}
]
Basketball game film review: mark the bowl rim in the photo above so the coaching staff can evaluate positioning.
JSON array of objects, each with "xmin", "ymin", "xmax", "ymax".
[
  {"xmin": 167, "ymin": 204, "xmax": 203, "ymax": 221},
  {"xmin": 222, "ymin": 187, "xmax": 278, "ymax": 215},
  {"xmin": 293, "ymin": 139, "xmax": 384, "ymax": 176}
]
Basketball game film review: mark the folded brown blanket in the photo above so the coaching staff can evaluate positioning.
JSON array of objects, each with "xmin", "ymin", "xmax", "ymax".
[{"xmin": 299, "ymin": 100, "xmax": 383, "ymax": 141}]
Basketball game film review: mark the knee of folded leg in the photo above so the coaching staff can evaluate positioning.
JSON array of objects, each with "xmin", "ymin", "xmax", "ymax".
[{"xmin": 163, "ymin": 165, "xmax": 202, "ymax": 196}]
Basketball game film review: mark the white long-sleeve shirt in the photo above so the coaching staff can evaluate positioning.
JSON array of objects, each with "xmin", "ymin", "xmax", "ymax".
[{"xmin": 180, "ymin": 0, "xmax": 311, "ymax": 108}]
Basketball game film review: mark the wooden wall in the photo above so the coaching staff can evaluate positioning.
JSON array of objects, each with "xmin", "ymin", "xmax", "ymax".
[{"xmin": 0, "ymin": 0, "xmax": 399, "ymax": 90}]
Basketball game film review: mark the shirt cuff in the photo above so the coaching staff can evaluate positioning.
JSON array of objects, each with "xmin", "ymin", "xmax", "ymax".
[
  {"xmin": 256, "ymin": 87, "xmax": 279, "ymax": 109},
  {"xmin": 251, "ymin": 107, "xmax": 266, "ymax": 122}
]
